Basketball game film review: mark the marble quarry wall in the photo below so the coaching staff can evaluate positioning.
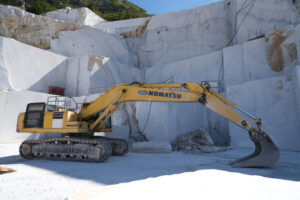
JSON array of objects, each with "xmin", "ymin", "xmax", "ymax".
[
  {"xmin": 225, "ymin": 25, "xmax": 300, "ymax": 150},
  {"xmin": 116, "ymin": 2, "xmax": 232, "ymax": 69},
  {"xmin": 94, "ymin": 0, "xmax": 300, "ymax": 69},
  {"xmin": 0, "ymin": 0, "xmax": 300, "ymax": 151},
  {"xmin": 133, "ymin": 22, "xmax": 300, "ymax": 147},
  {"xmin": 227, "ymin": 71, "xmax": 300, "ymax": 151}
]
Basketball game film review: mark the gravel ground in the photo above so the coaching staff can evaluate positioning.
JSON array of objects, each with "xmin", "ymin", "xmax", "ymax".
[{"xmin": 1, "ymin": 143, "xmax": 300, "ymax": 200}]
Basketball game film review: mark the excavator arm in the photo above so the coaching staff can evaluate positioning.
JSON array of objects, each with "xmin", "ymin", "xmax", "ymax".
[
  {"xmin": 82, "ymin": 82, "xmax": 253, "ymax": 132},
  {"xmin": 80, "ymin": 82, "xmax": 279, "ymax": 168}
]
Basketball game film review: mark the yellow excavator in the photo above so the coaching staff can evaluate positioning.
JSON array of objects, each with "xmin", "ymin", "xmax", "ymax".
[{"xmin": 17, "ymin": 82, "xmax": 279, "ymax": 168}]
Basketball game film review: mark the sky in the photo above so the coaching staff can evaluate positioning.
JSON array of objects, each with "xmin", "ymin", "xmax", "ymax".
[{"xmin": 129, "ymin": 0, "xmax": 221, "ymax": 15}]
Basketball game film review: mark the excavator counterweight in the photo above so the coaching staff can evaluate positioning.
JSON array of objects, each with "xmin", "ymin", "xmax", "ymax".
[{"xmin": 16, "ymin": 82, "xmax": 279, "ymax": 168}]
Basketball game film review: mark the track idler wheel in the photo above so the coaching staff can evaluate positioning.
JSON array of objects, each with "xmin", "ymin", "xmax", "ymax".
[
  {"xmin": 231, "ymin": 129, "xmax": 280, "ymax": 168},
  {"xmin": 19, "ymin": 142, "xmax": 33, "ymax": 159}
]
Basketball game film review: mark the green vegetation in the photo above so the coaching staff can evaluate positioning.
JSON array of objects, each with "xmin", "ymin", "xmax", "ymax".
[
  {"xmin": 0, "ymin": 0, "xmax": 151, "ymax": 21},
  {"xmin": 27, "ymin": 0, "xmax": 56, "ymax": 14}
]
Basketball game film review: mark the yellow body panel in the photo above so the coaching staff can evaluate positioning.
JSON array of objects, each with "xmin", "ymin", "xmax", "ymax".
[
  {"xmin": 17, "ymin": 111, "xmax": 89, "ymax": 134},
  {"xmin": 43, "ymin": 112, "xmax": 53, "ymax": 128},
  {"xmin": 17, "ymin": 113, "xmax": 25, "ymax": 132}
]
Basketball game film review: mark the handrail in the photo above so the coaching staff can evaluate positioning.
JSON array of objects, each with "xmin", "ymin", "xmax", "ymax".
[{"xmin": 47, "ymin": 96, "xmax": 81, "ymax": 113}]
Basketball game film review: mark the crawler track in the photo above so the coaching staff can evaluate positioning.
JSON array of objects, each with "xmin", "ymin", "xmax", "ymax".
[{"xmin": 19, "ymin": 137, "xmax": 128, "ymax": 163}]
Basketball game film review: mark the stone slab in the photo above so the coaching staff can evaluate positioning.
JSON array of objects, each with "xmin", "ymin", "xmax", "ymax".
[{"xmin": 132, "ymin": 141, "xmax": 172, "ymax": 153}]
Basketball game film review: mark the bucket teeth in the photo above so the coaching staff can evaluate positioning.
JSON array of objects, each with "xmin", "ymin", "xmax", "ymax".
[{"xmin": 231, "ymin": 130, "xmax": 280, "ymax": 168}]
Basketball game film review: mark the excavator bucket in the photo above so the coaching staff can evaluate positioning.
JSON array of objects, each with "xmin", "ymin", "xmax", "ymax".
[{"xmin": 231, "ymin": 130, "xmax": 280, "ymax": 168}]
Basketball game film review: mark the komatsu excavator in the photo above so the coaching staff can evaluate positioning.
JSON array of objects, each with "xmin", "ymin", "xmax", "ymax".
[{"xmin": 17, "ymin": 82, "xmax": 279, "ymax": 168}]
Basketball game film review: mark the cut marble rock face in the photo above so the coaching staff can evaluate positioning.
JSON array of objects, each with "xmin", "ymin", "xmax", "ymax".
[{"xmin": 0, "ymin": 5, "xmax": 84, "ymax": 49}]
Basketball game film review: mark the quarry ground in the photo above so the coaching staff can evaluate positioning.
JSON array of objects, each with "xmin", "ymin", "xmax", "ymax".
[{"xmin": 0, "ymin": 143, "xmax": 300, "ymax": 200}]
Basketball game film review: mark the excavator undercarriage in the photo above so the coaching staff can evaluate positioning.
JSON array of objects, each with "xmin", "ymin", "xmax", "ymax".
[
  {"xmin": 17, "ymin": 82, "xmax": 280, "ymax": 168},
  {"xmin": 19, "ymin": 137, "xmax": 128, "ymax": 162}
]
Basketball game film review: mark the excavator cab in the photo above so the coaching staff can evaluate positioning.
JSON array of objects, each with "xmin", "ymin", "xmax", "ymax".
[
  {"xmin": 19, "ymin": 98, "xmax": 112, "ymax": 133},
  {"xmin": 24, "ymin": 103, "xmax": 46, "ymax": 128}
]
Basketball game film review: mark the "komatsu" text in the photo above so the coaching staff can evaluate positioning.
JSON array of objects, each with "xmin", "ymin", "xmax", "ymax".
[{"xmin": 138, "ymin": 90, "xmax": 182, "ymax": 99}]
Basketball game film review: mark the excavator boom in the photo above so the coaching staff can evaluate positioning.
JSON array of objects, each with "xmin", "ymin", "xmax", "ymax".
[{"xmin": 17, "ymin": 82, "xmax": 279, "ymax": 167}]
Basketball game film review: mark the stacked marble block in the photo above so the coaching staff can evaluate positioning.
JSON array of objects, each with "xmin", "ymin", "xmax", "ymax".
[{"xmin": 0, "ymin": 37, "xmax": 66, "ymax": 142}]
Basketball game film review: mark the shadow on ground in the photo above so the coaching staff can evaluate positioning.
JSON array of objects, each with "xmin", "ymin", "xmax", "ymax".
[{"xmin": 1, "ymin": 149, "xmax": 300, "ymax": 184}]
